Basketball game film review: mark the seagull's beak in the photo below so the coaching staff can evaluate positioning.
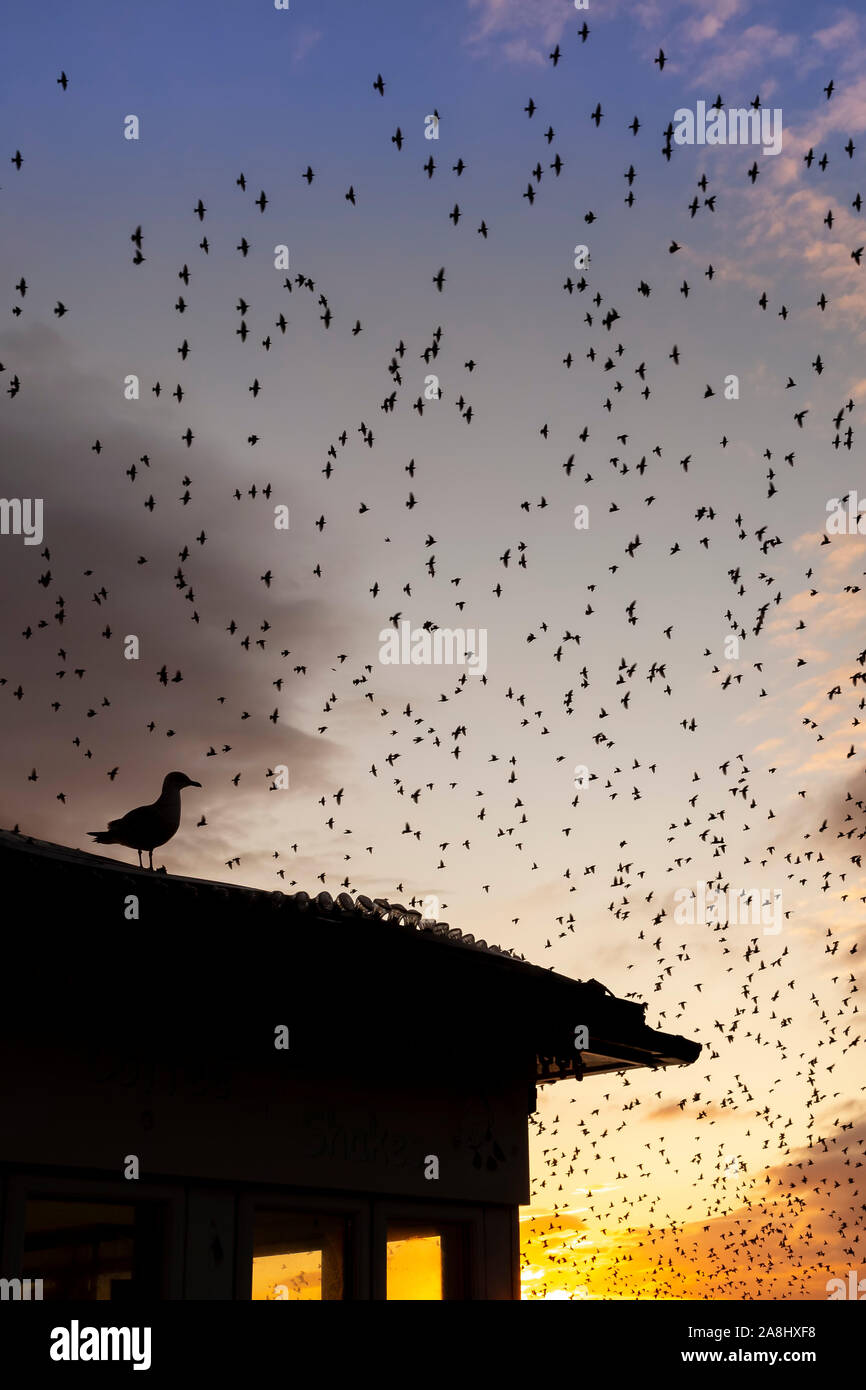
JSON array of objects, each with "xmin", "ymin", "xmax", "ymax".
[{"xmin": 189, "ymin": 780, "xmax": 202, "ymax": 788}]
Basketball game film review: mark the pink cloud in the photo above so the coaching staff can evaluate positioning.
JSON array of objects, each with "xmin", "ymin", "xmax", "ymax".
[
  {"xmin": 465, "ymin": 0, "xmax": 570, "ymax": 57},
  {"xmin": 691, "ymin": 24, "xmax": 799, "ymax": 86},
  {"xmin": 814, "ymin": 13, "xmax": 861, "ymax": 51},
  {"xmin": 465, "ymin": 0, "xmax": 763, "ymax": 65},
  {"xmin": 682, "ymin": 0, "xmax": 748, "ymax": 46},
  {"xmin": 291, "ymin": 27, "xmax": 323, "ymax": 66},
  {"xmin": 502, "ymin": 36, "xmax": 547, "ymax": 67}
]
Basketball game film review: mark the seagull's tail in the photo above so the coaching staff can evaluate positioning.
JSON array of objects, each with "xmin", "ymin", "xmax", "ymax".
[{"xmin": 87, "ymin": 830, "xmax": 116, "ymax": 844}]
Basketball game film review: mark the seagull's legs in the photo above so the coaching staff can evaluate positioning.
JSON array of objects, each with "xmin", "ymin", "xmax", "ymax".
[
  {"xmin": 148, "ymin": 849, "xmax": 154, "ymax": 871},
  {"xmin": 137, "ymin": 849, "xmax": 143, "ymax": 869}
]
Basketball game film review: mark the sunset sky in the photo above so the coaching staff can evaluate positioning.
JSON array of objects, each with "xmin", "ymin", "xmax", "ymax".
[{"xmin": 1, "ymin": 0, "xmax": 864, "ymax": 1298}]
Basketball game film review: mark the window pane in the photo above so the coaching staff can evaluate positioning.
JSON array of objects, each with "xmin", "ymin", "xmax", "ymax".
[
  {"xmin": 387, "ymin": 1221, "xmax": 469, "ymax": 1300},
  {"xmin": 386, "ymin": 1230, "xmax": 443, "ymax": 1300},
  {"xmin": 21, "ymin": 1199, "xmax": 165, "ymax": 1300},
  {"xmin": 251, "ymin": 1210, "xmax": 346, "ymax": 1300}
]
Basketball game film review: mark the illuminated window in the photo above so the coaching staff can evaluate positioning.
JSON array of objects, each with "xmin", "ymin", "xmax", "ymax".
[
  {"xmin": 386, "ymin": 1222, "xmax": 466, "ymax": 1300},
  {"xmin": 251, "ymin": 1210, "xmax": 347, "ymax": 1300}
]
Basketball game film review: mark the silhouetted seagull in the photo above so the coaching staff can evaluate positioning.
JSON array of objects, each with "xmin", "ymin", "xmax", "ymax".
[{"xmin": 87, "ymin": 772, "xmax": 201, "ymax": 869}]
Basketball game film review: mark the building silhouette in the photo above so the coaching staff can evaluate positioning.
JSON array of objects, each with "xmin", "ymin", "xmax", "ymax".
[{"xmin": 0, "ymin": 830, "xmax": 699, "ymax": 1300}]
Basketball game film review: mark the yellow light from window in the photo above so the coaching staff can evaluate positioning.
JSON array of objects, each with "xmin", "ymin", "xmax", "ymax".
[
  {"xmin": 251, "ymin": 1250, "xmax": 323, "ymax": 1300},
  {"xmin": 386, "ymin": 1235, "xmax": 443, "ymax": 1301}
]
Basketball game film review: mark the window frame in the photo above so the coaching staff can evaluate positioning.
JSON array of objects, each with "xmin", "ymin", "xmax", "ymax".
[
  {"xmin": 0, "ymin": 1171, "xmax": 185, "ymax": 1300},
  {"xmin": 374, "ymin": 1198, "xmax": 484, "ymax": 1301},
  {"xmin": 237, "ymin": 1189, "xmax": 370, "ymax": 1301}
]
